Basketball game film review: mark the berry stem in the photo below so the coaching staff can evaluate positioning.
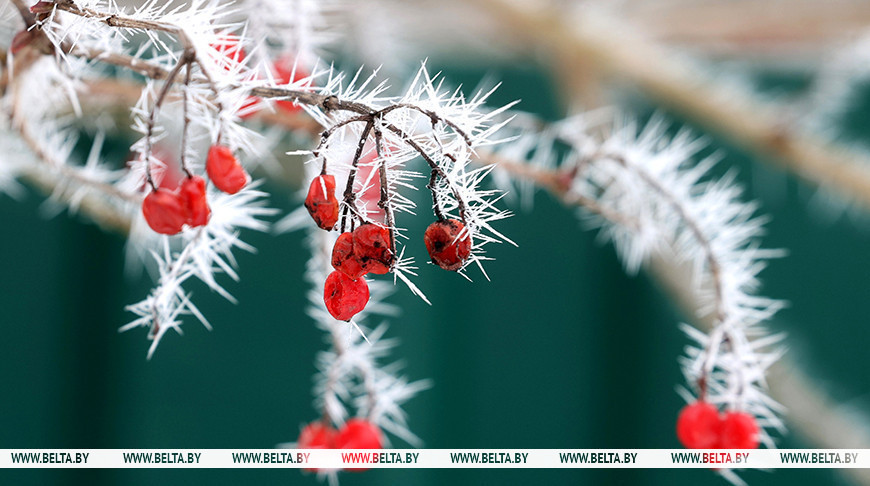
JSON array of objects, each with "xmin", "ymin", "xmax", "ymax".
[
  {"xmin": 373, "ymin": 124, "xmax": 397, "ymax": 269},
  {"xmin": 179, "ymin": 62, "xmax": 193, "ymax": 179},
  {"xmin": 340, "ymin": 120, "xmax": 374, "ymax": 233},
  {"xmin": 144, "ymin": 49, "xmax": 194, "ymax": 190},
  {"xmin": 382, "ymin": 122, "xmax": 469, "ymax": 226}
]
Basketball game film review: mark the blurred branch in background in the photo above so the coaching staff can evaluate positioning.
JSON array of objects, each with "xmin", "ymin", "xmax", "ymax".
[{"xmin": 466, "ymin": 0, "xmax": 870, "ymax": 212}]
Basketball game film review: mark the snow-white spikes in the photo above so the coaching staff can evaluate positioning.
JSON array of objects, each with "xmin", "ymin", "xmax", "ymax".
[
  {"xmin": 297, "ymin": 154, "xmax": 429, "ymax": 464},
  {"xmin": 494, "ymin": 111, "xmax": 786, "ymax": 465},
  {"xmin": 122, "ymin": 186, "xmax": 276, "ymax": 358},
  {"xmin": 294, "ymin": 63, "xmax": 516, "ymax": 286}
]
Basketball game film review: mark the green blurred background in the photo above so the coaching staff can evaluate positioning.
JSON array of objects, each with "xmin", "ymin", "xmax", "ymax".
[{"xmin": 0, "ymin": 62, "xmax": 868, "ymax": 486}]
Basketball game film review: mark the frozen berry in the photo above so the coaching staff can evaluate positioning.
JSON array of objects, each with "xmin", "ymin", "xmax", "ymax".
[
  {"xmin": 335, "ymin": 418, "xmax": 382, "ymax": 472},
  {"xmin": 181, "ymin": 176, "xmax": 211, "ymax": 227},
  {"xmin": 352, "ymin": 223, "xmax": 392, "ymax": 274},
  {"xmin": 324, "ymin": 271, "xmax": 369, "ymax": 321},
  {"xmin": 142, "ymin": 189, "xmax": 187, "ymax": 235},
  {"xmin": 677, "ymin": 401, "xmax": 721, "ymax": 449},
  {"xmin": 304, "ymin": 174, "xmax": 339, "ymax": 230},
  {"xmin": 332, "ymin": 232, "xmax": 367, "ymax": 280},
  {"xmin": 424, "ymin": 219, "xmax": 471, "ymax": 271},
  {"xmin": 298, "ymin": 421, "xmax": 337, "ymax": 472},
  {"xmin": 719, "ymin": 411, "xmax": 759, "ymax": 449},
  {"xmin": 206, "ymin": 145, "xmax": 249, "ymax": 194}
]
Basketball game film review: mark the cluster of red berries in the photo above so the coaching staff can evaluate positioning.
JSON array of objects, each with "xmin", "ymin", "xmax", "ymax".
[
  {"xmin": 324, "ymin": 223, "xmax": 392, "ymax": 321},
  {"xmin": 303, "ymin": 172, "xmax": 475, "ymax": 321},
  {"xmin": 141, "ymin": 144, "xmax": 249, "ymax": 235},
  {"xmin": 676, "ymin": 401, "xmax": 760, "ymax": 449},
  {"xmin": 297, "ymin": 418, "xmax": 382, "ymax": 472}
]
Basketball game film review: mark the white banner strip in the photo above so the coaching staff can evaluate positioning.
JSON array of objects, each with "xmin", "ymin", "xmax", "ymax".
[{"xmin": 0, "ymin": 449, "xmax": 866, "ymax": 468}]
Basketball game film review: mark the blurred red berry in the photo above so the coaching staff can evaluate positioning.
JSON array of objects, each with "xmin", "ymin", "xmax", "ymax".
[
  {"xmin": 206, "ymin": 145, "xmax": 249, "ymax": 194},
  {"xmin": 298, "ymin": 421, "xmax": 337, "ymax": 472},
  {"xmin": 304, "ymin": 174, "xmax": 339, "ymax": 230},
  {"xmin": 424, "ymin": 219, "xmax": 471, "ymax": 271},
  {"xmin": 273, "ymin": 57, "xmax": 310, "ymax": 113},
  {"xmin": 142, "ymin": 189, "xmax": 187, "ymax": 235},
  {"xmin": 676, "ymin": 401, "xmax": 721, "ymax": 449},
  {"xmin": 719, "ymin": 411, "xmax": 759, "ymax": 449},
  {"xmin": 180, "ymin": 176, "xmax": 210, "ymax": 227},
  {"xmin": 335, "ymin": 418, "xmax": 382, "ymax": 472},
  {"xmin": 211, "ymin": 34, "xmax": 258, "ymax": 118},
  {"xmin": 324, "ymin": 271, "xmax": 369, "ymax": 321}
]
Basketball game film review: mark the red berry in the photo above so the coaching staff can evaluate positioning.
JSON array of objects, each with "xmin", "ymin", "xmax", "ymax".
[
  {"xmin": 335, "ymin": 418, "xmax": 382, "ymax": 472},
  {"xmin": 352, "ymin": 223, "xmax": 393, "ymax": 274},
  {"xmin": 181, "ymin": 176, "xmax": 211, "ymax": 227},
  {"xmin": 273, "ymin": 57, "xmax": 310, "ymax": 113},
  {"xmin": 424, "ymin": 219, "xmax": 472, "ymax": 271},
  {"xmin": 142, "ymin": 189, "xmax": 187, "ymax": 235},
  {"xmin": 719, "ymin": 411, "xmax": 759, "ymax": 449},
  {"xmin": 676, "ymin": 401, "xmax": 721, "ymax": 449},
  {"xmin": 298, "ymin": 421, "xmax": 337, "ymax": 472},
  {"xmin": 206, "ymin": 145, "xmax": 249, "ymax": 194},
  {"xmin": 332, "ymin": 232, "xmax": 367, "ymax": 280},
  {"xmin": 304, "ymin": 174, "xmax": 339, "ymax": 230},
  {"xmin": 324, "ymin": 271, "xmax": 370, "ymax": 321}
]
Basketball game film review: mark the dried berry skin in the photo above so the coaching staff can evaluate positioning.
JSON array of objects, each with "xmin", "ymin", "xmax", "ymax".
[
  {"xmin": 298, "ymin": 421, "xmax": 337, "ymax": 472},
  {"xmin": 206, "ymin": 145, "xmax": 249, "ymax": 194},
  {"xmin": 334, "ymin": 418, "xmax": 382, "ymax": 472},
  {"xmin": 352, "ymin": 223, "xmax": 393, "ymax": 274},
  {"xmin": 304, "ymin": 175, "xmax": 339, "ymax": 230},
  {"xmin": 332, "ymin": 232, "xmax": 367, "ymax": 280},
  {"xmin": 676, "ymin": 401, "xmax": 721, "ymax": 449},
  {"xmin": 719, "ymin": 412, "xmax": 759, "ymax": 449},
  {"xmin": 424, "ymin": 219, "xmax": 471, "ymax": 271},
  {"xmin": 142, "ymin": 189, "xmax": 187, "ymax": 235},
  {"xmin": 181, "ymin": 176, "xmax": 211, "ymax": 227},
  {"xmin": 324, "ymin": 271, "xmax": 370, "ymax": 321}
]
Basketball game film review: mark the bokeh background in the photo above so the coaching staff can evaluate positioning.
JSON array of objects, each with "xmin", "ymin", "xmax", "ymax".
[{"xmin": 4, "ymin": 1, "xmax": 870, "ymax": 485}]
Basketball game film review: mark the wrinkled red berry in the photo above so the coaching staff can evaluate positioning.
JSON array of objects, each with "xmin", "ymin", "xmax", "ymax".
[
  {"xmin": 324, "ymin": 271, "xmax": 369, "ymax": 321},
  {"xmin": 298, "ymin": 421, "xmax": 337, "ymax": 472},
  {"xmin": 677, "ymin": 401, "xmax": 721, "ymax": 449},
  {"xmin": 352, "ymin": 223, "xmax": 392, "ymax": 274},
  {"xmin": 142, "ymin": 189, "xmax": 187, "ymax": 235},
  {"xmin": 206, "ymin": 145, "xmax": 249, "ymax": 194},
  {"xmin": 335, "ymin": 418, "xmax": 382, "ymax": 472},
  {"xmin": 181, "ymin": 176, "xmax": 211, "ymax": 227},
  {"xmin": 332, "ymin": 232, "xmax": 367, "ymax": 280},
  {"xmin": 304, "ymin": 174, "xmax": 339, "ymax": 230},
  {"xmin": 719, "ymin": 411, "xmax": 759, "ymax": 449},
  {"xmin": 424, "ymin": 219, "xmax": 471, "ymax": 271}
]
